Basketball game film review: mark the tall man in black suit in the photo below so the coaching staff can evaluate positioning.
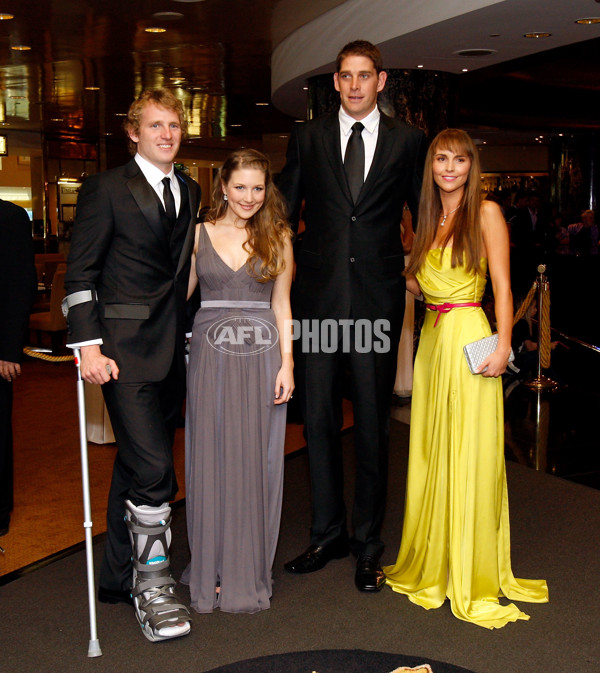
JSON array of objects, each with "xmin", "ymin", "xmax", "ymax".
[
  {"xmin": 64, "ymin": 89, "xmax": 201, "ymax": 641},
  {"xmin": 279, "ymin": 41, "xmax": 425, "ymax": 591},
  {"xmin": 0, "ymin": 199, "xmax": 37, "ymax": 538}
]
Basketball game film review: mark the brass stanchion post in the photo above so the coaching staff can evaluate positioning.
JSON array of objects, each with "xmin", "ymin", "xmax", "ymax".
[{"xmin": 523, "ymin": 264, "xmax": 559, "ymax": 392}]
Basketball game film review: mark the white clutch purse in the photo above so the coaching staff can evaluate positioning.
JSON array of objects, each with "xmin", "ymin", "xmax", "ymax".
[{"xmin": 463, "ymin": 334, "xmax": 515, "ymax": 375}]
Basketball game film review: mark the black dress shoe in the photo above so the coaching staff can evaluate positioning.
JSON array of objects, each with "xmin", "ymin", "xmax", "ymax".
[
  {"xmin": 284, "ymin": 537, "xmax": 349, "ymax": 574},
  {"xmin": 98, "ymin": 586, "xmax": 133, "ymax": 605},
  {"xmin": 355, "ymin": 555, "xmax": 386, "ymax": 592}
]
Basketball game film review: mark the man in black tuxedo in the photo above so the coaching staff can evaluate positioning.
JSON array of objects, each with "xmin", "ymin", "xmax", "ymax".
[
  {"xmin": 0, "ymin": 199, "xmax": 37, "ymax": 538},
  {"xmin": 278, "ymin": 41, "xmax": 425, "ymax": 591},
  {"xmin": 64, "ymin": 89, "xmax": 201, "ymax": 641}
]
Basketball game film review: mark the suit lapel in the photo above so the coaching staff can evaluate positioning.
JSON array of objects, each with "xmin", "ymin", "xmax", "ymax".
[
  {"xmin": 358, "ymin": 113, "xmax": 397, "ymax": 206},
  {"xmin": 321, "ymin": 114, "xmax": 353, "ymax": 203},
  {"xmin": 174, "ymin": 172, "xmax": 197, "ymax": 277},
  {"xmin": 125, "ymin": 159, "xmax": 170, "ymax": 249}
]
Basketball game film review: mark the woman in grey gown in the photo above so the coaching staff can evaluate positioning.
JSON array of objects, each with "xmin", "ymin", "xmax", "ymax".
[{"xmin": 182, "ymin": 149, "xmax": 294, "ymax": 613}]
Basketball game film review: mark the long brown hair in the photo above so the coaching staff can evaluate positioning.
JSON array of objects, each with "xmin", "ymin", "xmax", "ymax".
[
  {"xmin": 406, "ymin": 128, "xmax": 483, "ymax": 276},
  {"xmin": 206, "ymin": 149, "xmax": 292, "ymax": 282}
]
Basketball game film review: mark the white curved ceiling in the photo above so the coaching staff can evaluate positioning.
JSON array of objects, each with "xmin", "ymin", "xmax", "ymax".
[{"xmin": 272, "ymin": 0, "xmax": 600, "ymax": 118}]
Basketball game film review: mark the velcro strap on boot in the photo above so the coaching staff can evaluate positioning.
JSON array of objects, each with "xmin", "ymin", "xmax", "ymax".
[
  {"xmin": 133, "ymin": 576, "xmax": 176, "ymax": 599},
  {"xmin": 146, "ymin": 605, "xmax": 190, "ymax": 632},
  {"xmin": 133, "ymin": 556, "xmax": 171, "ymax": 574},
  {"xmin": 125, "ymin": 519, "xmax": 171, "ymax": 536}
]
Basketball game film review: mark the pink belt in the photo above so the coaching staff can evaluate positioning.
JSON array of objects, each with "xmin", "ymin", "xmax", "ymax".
[{"xmin": 425, "ymin": 302, "xmax": 481, "ymax": 327}]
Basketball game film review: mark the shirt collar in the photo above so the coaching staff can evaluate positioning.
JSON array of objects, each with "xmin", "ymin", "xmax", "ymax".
[
  {"xmin": 338, "ymin": 105, "xmax": 380, "ymax": 136},
  {"xmin": 135, "ymin": 153, "xmax": 176, "ymax": 187}
]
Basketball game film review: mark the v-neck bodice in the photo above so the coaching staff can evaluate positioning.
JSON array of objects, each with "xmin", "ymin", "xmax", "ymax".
[{"xmin": 196, "ymin": 223, "xmax": 273, "ymax": 303}]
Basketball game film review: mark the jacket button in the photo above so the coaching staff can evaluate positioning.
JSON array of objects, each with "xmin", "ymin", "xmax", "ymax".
[
  {"xmin": 351, "ymin": 216, "xmax": 357, "ymax": 222},
  {"xmin": 349, "ymin": 257, "xmax": 355, "ymax": 263}
]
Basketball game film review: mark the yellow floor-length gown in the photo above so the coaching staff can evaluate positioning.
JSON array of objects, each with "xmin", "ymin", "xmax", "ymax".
[{"xmin": 384, "ymin": 248, "xmax": 548, "ymax": 629}]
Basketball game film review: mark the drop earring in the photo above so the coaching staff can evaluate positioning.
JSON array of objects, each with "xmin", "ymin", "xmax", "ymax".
[{"xmin": 223, "ymin": 194, "xmax": 228, "ymax": 201}]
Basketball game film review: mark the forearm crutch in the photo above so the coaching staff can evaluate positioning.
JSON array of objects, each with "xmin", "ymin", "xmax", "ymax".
[{"xmin": 73, "ymin": 347, "xmax": 102, "ymax": 657}]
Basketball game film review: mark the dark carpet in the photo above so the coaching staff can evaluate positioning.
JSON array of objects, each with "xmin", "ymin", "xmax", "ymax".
[
  {"xmin": 1, "ymin": 421, "xmax": 600, "ymax": 673},
  {"xmin": 203, "ymin": 649, "xmax": 476, "ymax": 673}
]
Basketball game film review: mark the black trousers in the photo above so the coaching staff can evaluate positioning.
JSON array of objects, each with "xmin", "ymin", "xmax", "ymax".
[
  {"xmin": 295, "ymin": 319, "xmax": 401, "ymax": 559},
  {"xmin": 99, "ymin": 359, "xmax": 185, "ymax": 592},
  {"xmin": 0, "ymin": 379, "xmax": 13, "ymax": 530}
]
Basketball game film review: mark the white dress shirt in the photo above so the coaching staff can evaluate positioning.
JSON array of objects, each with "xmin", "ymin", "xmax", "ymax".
[
  {"xmin": 338, "ymin": 105, "xmax": 380, "ymax": 181},
  {"xmin": 135, "ymin": 153, "xmax": 181, "ymax": 215}
]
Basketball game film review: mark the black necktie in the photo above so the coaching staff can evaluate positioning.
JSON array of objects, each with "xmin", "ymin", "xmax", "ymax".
[
  {"xmin": 162, "ymin": 177, "xmax": 177, "ymax": 229},
  {"xmin": 344, "ymin": 121, "xmax": 365, "ymax": 203}
]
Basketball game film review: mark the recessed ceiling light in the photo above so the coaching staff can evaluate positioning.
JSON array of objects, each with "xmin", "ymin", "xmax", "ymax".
[
  {"xmin": 575, "ymin": 17, "xmax": 600, "ymax": 25},
  {"xmin": 11, "ymin": 44, "xmax": 31, "ymax": 51},
  {"xmin": 145, "ymin": 27, "xmax": 166, "ymax": 33},
  {"xmin": 417, "ymin": 64, "xmax": 424, "ymax": 68},
  {"xmin": 255, "ymin": 102, "xmax": 269, "ymax": 106},
  {"xmin": 170, "ymin": 0, "xmax": 206, "ymax": 3},
  {"xmin": 115, "ymin": 113, "xmax": 127, "ymax": 117},
  {"xmin": 84, "ymin": 86, "xmax": 100, "ymax": 91},
  {"xmin": 230, "ymin": 124, "xmax": 242, "ymax": 127},
  {"xmin": 523, "ymin": 32, "xmax": 551, "ymax": 38},
  {"xmin": 0, "ymin": 13, "xmax": 14, "ymax": 20},
  {"xmin": 454, "ymin": 49, "xmax": 497, "ymax": 57},
  {"xmin": 461, "ymin": 68, "xmax": 469, "ymax": 72},
  {"xmin": 152, "ymin": 11, "xmax": 184, "ymax": 20}
]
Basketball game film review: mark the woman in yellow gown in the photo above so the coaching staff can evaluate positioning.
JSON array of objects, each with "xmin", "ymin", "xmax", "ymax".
[{"xmin": 383, "ymin": 129, "xmax": 548, "ymax": 629}]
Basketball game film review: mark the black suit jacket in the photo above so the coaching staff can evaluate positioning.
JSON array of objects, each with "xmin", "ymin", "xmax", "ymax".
[
  {"xmin": 278, "ymin": 111, "xmax": 425, "ymax": 331},
  {"xmin": 64, "ymin": 159, "xmax": 201, "ymax": 383},
  {"xmin": 0, "ymin": 199, "xmax": 37, "ymax": 363}
]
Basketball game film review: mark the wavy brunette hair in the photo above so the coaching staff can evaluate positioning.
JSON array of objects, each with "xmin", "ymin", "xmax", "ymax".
[
  {"xmin": 406, "ymin": 128, "xmax": 483, "ymax": 276},
  {"xmin": 205, "ymin": 149, "xmax": 292, "ymax": 282}
]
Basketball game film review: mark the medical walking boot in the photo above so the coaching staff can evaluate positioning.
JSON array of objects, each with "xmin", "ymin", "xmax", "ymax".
[{"xmin": 125, "ymin": 500, "xmax": 191, "ymax": 642}]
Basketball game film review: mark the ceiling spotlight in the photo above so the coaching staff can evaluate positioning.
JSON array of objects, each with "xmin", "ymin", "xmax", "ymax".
[
  {"xmin": 417, "ymin": 64, "xmax": 424, "ymax": 68},
  {"xmin": 152, "ymin": 11, "xmax": 184, "ymax": 20},
  {"xmin": 454, "ymin": 49, "xmax": 497, "ymax": 57},
  {"xmin": 11, "ymin": 44, "xmax": 31, "ymax": 51},
  {"xmin": 575, "ymin": 17, "xmax": 600, "ymax": 24},
  {"xmin": 255, "ymin": 102, "xmax": 269, "ymax": 106},
  {"xmin": 461, "ymin": 68, "xmax": 469, "ymax": 72},
  {"xmin": 84, "ymin": 86, "xmax": 100, "ymax": 91},
  {"xmin": 523, "ymin": 32, "xmax": 551, "ymax": 38},
  {"xmin": 0, "ymin": 13, "xmax": 14, "ymax": 20},
  {"xmin": 145, "ymin": 27, "xmax": 166, "ymax": 33}
]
